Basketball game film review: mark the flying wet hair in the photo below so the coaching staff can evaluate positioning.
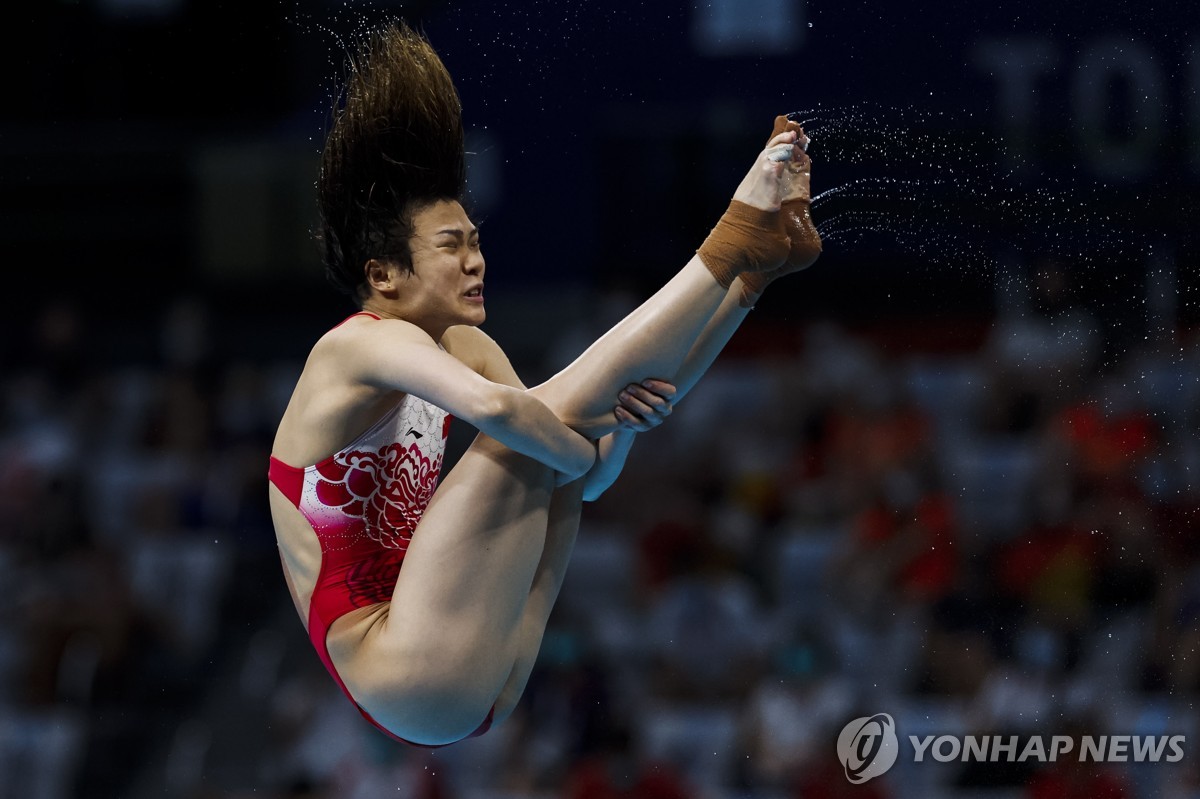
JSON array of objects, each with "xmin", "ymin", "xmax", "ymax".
[{"xmin": 317, "ymin": 19, "xmax": 467, "ymax": 301}]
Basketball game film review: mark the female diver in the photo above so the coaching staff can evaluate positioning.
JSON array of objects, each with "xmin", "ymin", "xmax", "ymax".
[{"xmin": 268, "ymin": 19, "xmax": 821, "ymax": 746}]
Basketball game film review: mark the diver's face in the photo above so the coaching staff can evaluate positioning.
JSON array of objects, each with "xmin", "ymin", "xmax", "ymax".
[{"xmin": 396, "ymin": 200, "xmax": 486, "ymax": 331}]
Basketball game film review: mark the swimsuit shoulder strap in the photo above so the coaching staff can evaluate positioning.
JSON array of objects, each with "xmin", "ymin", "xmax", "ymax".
[{"xmin": 330, "ymin": 310, "xmax": 382, "ymax": 331}]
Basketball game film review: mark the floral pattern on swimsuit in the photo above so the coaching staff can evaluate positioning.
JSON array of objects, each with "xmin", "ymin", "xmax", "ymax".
[
  {"xmin": 298, "ymin": 396, "xmax": 453, "ymax": 610},
  {"xmin": 269, "ymin": 321, "xmax": 493, "ymax": 746}
]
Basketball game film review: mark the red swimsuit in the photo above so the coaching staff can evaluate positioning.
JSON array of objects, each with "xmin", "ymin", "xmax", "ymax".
[{"xmin": 269, "ymin": 313, "xmax": 493, "ymax": 746}]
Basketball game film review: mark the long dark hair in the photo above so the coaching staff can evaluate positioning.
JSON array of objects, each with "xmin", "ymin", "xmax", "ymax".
[{"xmin": 317, "ymin": 19, "xmax": 466, "ymax": 301}]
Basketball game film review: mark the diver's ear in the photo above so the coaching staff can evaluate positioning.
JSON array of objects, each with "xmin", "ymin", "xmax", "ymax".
[{"xmin": 364, "ymin": 258, "xmax": 396, "ymax": 294}]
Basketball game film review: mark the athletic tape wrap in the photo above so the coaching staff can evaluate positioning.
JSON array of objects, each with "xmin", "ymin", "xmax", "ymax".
[
  {"xmin": 738, "ymin": 115, "xmax": 823, "ymax": 307},
  {"xmin": 695, "ymin": 200, "xmax": 791, "ymax": 290}
]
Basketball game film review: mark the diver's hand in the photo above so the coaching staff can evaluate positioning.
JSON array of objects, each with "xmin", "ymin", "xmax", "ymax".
[{"xmin": 612, "ymin": 379, "xmax": 675, "ymax": 432}]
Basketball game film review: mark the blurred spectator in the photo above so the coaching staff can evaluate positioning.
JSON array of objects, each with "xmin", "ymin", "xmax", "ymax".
[
  {"xmin": 1023, "ymin": 753, "xmax": 1132, "ymax": 799},
  {"xmin": 644, "ymin": 529, "xmax": 770, "ymax": 702},
  {"xmin": 792, "ymin": 729, "xmax": 895, "ymax": 799},
  {"xmin": 981, "ymin": 258, "xmax": 1103, "ymax": 436},
  {"xmin": 835, "ymin": 479, "xmax": 959, "ymax": 611},
  {"xmin": 563, "ymin": 753, "xmax": 693, "ymax": 799},
  {"xmin": 739, "ymin": 633, "xmax": 853, "ymax": 789},
  {"xmin": 4, "ymin": 253, "xmax": 1198, "ymax": 799}
]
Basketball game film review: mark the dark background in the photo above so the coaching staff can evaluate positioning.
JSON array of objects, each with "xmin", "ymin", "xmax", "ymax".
[
  {"xmin": 2, "ymin": 1, "xmax": 1199, "ymax": 797},
  {"xmin": 4, "ymin": 0, "xmax": 1196, "ymax": 352}
]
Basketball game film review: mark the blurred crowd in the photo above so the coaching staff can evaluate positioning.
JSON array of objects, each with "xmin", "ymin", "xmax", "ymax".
[{"xmin": 2, "ymin": 259, "xmax": 1199, "ymax": 799}]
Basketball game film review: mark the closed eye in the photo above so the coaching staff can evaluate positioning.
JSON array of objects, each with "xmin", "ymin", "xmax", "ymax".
[{"xmin": 432, "ymin": 233, "xmax": 480, "ymax": 252}]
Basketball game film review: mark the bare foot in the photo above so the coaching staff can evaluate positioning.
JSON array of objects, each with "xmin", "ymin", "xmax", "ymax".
[
  {"xmin": 768, "ymin": 115, "xmax": 822, "ymax": 271},
  {"xmin": 735, "ymin": 116, "xmax": 824, "ymax": 306},
  {"xmin": 731, "ymin": 129, "xmax": 802, "ymax": 211}
]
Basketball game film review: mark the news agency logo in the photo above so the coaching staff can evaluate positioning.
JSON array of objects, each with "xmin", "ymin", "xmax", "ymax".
[
  {"xmin": 837, "ymin": 713, "xmax": 899, "ymax": 784},
  {"xmin": 836, "ymin": 713, "xmax": 1188, "ymax": 784}
]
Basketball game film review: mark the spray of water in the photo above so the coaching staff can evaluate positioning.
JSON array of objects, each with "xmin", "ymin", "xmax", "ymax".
[{"xmin": 783, "ymin": 103, "xmax": 1144, "ymax": 273}]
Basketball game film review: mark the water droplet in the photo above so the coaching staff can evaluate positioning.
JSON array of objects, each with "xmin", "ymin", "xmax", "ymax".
[{"xmin": 795, "ymin": 102, "xmax": 1141, "ymax": 274}]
